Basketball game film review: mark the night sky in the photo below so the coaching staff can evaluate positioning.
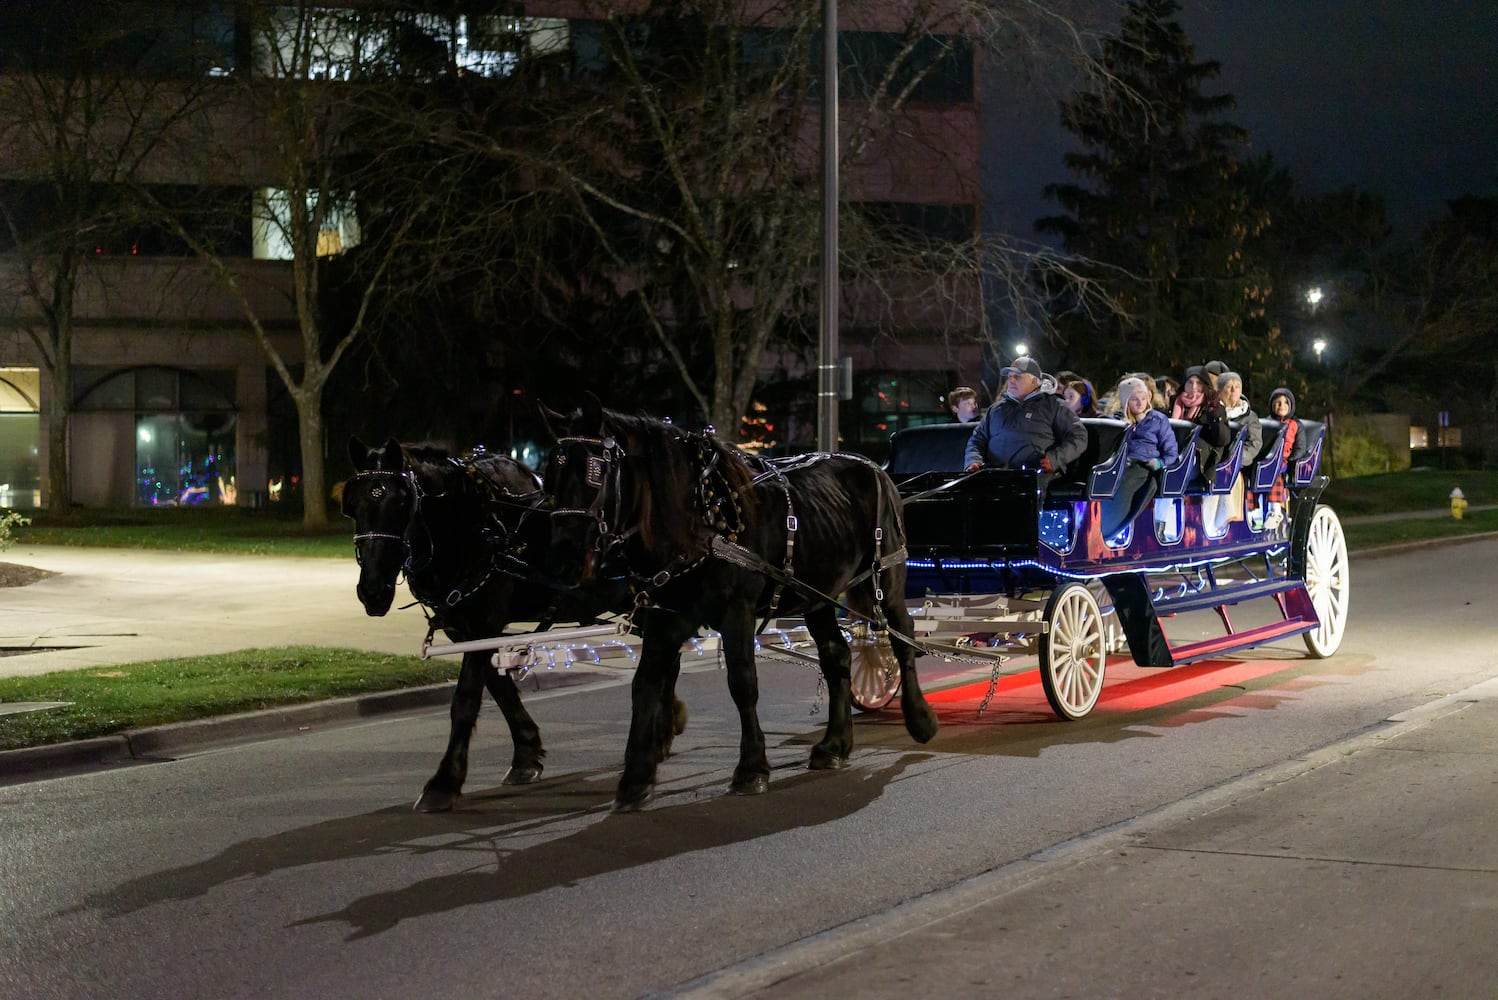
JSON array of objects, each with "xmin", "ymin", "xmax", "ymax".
[{"xmin": 984, "ymin": 0, "xmax": 1498, "ymax": 238}]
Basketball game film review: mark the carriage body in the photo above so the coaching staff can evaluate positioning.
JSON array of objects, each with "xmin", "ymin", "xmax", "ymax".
[{"xmin": 885, "ymin": 416, "xmax": 1348, "ymax": 719}]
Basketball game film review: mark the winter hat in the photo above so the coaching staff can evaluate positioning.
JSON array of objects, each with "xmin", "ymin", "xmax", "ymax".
[
  {"xmin": 1217, "ymin": 371, "xmax": 1243, "ymax": 389},
  {"xmin": 1204, "ymin": 360, "xmax": 1229, "ymax": 377},
  {"xmin": 1117, "ymin": 376, "xmax": 1150, "ymax": 403}
]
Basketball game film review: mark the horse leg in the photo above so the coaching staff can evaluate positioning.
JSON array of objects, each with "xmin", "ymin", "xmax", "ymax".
[
  {"xmin": 483, "ymin": 666, "xmax": 546, "ymax": 785},
  {"xmin": 884, "ymin": 582, "xmax": 939, "ymax": 744},
  {"xmin": 414, "ymin": 650, "xmax": 488, "ymax": 813},
  {"xmin": 806, "ymin": 603, "xmax": 854, "ymax": 770},
  {"xmin": 656, "ymin": 653, "xmax": 687, "ymax": 759},
  {"xmin": 615, "ymin": 614, "xmax": 695, "ymax": 812},
  {"xmin": 720, "ymin": 604, "xmax": 771, "ymax": 795}
]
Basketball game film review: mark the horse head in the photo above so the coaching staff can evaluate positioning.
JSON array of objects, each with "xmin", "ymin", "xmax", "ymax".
[
  {"xmin": 343, "ymin": 435, "xmax": 421, "ymax": 616},
  {"xmin": 542, "ymin": 392, "xmax": 623, "ymax": 585}
]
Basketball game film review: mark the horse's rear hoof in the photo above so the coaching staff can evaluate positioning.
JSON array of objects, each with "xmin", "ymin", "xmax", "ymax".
[
  {"xmin": 808, "ymin": 746, "xmax": 850, "ymax": 770},
  {"xmin": 611, "ymin": 786, "xmax": 653, "ymax": 813},
  {"xmin": 414, "ymin": 789, "xmax": 457, "ymax": 813},
  {"xmin": 671, "ymin": 697, "xmax": 688, "ymax": 736},
  {"xmin": 502, "ymin": 762, "xmax": 544, "ymax": 785},
  {"xmin": 729, "ymin": 775, "xmax": 769, "ymax": 795}
]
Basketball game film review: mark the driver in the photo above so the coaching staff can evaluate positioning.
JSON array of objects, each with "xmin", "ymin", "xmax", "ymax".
[{"xmin": 964, "ymin": 355, "xmax": 1088, "ymax": 492}]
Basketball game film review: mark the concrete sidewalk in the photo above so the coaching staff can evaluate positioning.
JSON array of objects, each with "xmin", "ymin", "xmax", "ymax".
[{"xmin": 682, "ymin": 676, "xmax": 1498, "ymax": 998}]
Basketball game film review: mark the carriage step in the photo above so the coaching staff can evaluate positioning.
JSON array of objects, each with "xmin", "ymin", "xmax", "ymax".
[
  {"xmin": 1152, "ymin": 578, "xmax": 1305, "ymax": 617},
  {"xmin": 1165, "ymin": 617, "xmax": 1318, "ymax": 666}
]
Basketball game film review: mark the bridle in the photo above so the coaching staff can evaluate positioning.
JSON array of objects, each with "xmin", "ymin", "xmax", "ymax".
[
  {"xmin": 549, "ymin": 434, "xmax": 631, "ymax": 556},
  {"xmin": 349, "ymin": 468, "xmax": 424, "ymax": 571}
]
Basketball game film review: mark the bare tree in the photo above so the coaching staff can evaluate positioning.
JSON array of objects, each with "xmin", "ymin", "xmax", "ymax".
[
  {"xmin": 422, "ymin": 0, "xmax": 1113, "ymax": 436},
  {"xmin": 150, "ymin": 2, "xmax": 439, "ymax": 529},
  {"xmin": 0, "ymin": 5, "xmax": 212, "ymax": 509}
]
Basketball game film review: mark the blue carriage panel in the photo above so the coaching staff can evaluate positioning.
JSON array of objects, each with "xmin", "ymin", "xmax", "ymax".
[
  {"xmin": 1249, "ymin": 419, "xmax": 1289, "ymax": 493},
  {"xmin": 1291, "ymin": 421, "xmax": 1326, "ymax": 486},
  {"xmin": 1203, "ymin": 422, "xmax": 1250, "ymax": 494},
  {"xmin": 1159, "ymin": 420, "xmax": 1201, "ymax": 497},
  {"xmin": 1081, "ymin": 419, "xmax": 1129, "ymax": 500}
]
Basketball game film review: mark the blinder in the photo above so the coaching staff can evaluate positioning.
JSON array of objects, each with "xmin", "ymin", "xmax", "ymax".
[{"xmin": 550, "ymin": 434, "xmax": 627, "ymax": 554}]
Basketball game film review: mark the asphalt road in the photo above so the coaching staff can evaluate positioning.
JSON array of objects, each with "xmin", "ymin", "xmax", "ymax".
[{"xmin": 2, "ymin": 540, "xmax": 1496, "ymax": 998}]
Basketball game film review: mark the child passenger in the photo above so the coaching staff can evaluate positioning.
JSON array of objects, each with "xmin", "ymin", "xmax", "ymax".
[{"xmin": 1100, "ymin": 376, "xmax": 1179, "ymax": 546}]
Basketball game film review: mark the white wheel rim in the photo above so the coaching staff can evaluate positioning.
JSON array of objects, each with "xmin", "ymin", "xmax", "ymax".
[
  {"xmin": 1304, "ymin": 506, "xmax": 1350, "ymax": 656},
  {"xmin": 1045, "ymin": 586, "xmax": 1106, "ymax": 717},
  {"xmin": 850, "ymin": 635, "xmax": 900, "ymax": 709}
]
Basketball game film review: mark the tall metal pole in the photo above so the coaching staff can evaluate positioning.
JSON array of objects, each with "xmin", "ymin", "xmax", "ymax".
[{"xmin": 817, "ymin": 0, "xmax": 839, "ymax": 453}]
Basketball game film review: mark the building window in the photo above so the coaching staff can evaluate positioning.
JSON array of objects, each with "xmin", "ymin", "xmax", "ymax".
[
  {"xmin": 0, "ymin": 368, "xmax": 41, "ymax": 509},
  {"xmin": 853, "ymin": 370, "xmax": 956, "ymax": 457},
  {"xmin": 253, "ymin": 188, "xmax": 361, "ymax": 260},
  {"xmin": 73, "ymin": 366, "xmax": 238, "ymax": 506}
]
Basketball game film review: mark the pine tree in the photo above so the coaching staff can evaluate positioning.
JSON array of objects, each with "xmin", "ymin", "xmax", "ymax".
[{"xmin": 1037, "ymin": 0, "xmax": 1276, "ymax": 381}]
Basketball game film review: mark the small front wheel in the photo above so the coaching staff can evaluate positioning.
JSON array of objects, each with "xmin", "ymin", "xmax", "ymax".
[
  {"xmin": 849, "ymin": 625, "xmax": 901, "ymax": 711},
  {"xmin": 1039, "ymin": 583, "xmax": 1107, "ymax": 720}
]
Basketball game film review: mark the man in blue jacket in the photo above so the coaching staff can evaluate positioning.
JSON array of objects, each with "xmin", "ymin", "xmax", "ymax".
[{"xmin": 964, "ymin": 356, "xmax": 1089, "ymax": 492}]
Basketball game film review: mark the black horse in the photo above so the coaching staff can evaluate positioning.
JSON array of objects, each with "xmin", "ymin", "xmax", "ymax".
[
  {"xmin": 343, "ymin": 437, "xmax": 684, "ymax": 812},
  {"xmin": 543, "ymin": 395, "xmax": 938, "ymax": 811}
]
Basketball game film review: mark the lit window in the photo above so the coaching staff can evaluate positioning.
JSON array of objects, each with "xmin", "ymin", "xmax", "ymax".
[{"xmin": 252, "ymin": 188, "xmax": 361, "ymax": 260}]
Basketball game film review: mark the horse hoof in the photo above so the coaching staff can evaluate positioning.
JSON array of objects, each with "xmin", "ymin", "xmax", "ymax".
[
  {"xmin": 671, "ymin": 698, "xmax": 689, "ymax": 736},
  {"xmin": 906, "ymin": 708, "xmax": 939, "ymax": 745},
  {"xmin": 413, "ymin": 789, "xmax": 457, "ymax": 813},
  {"xmin": 808, "ymin": 746, "xmax": 849, "ymax": 771},
  {"xmin": 729, "ymin": 775, "xmax": 769, "ymax": 795},
  {"xmin": 611, "ymin": 787, "xmax": 653, "ymax": 813},
  {"xmin": 502, "ymin": 763, "xmax": 544, "ymax": 785}
]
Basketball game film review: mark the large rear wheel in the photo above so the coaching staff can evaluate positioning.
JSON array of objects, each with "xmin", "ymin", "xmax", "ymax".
[
  {"xmin": 1039, "ymin": 583, "xmax": 1107, "ymax": 720},
  {"xmin": 1301, "ymin": 505, "xmax": 1350, "ymax": 658}
]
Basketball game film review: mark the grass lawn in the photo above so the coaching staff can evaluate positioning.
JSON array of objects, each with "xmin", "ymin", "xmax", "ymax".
[
  {"xmin": 1324, "ymin": 468, "xmax": 1498, "ymax": 516},
  {"xmin": 14, "ymin": 505, "xmax": 350, "ymax": 557},
  {"xmin": 0, "ymin": 647, "xmax": 453, "ymax": 753}
]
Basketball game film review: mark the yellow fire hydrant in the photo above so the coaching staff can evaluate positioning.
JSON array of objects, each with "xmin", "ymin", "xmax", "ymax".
[{"xmin": 1451, "ymin": 487, "xmax": 1468, "ymax": 520}]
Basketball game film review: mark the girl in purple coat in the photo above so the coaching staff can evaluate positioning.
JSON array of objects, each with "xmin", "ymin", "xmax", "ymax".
[{"xmin": 1100, "ymin": 376, "xmax": 1180, "ymax": 545}]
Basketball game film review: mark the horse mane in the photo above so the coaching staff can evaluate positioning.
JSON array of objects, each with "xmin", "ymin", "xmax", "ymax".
[{"xmin": 602, "ymin": 409, "xmax": 753, "ymax": 559}]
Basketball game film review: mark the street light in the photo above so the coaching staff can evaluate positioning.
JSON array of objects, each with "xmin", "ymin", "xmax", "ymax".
[
  {"xmin": 1013, "ymin": 343, "xmax": 1027, "ymax": 358},
  {"xmin": 1306, "ymin": 287, "xmax": 1324, "ymax": 308},
  {"xmin": 1313, "ymin": 338, "xmax": 1326, "ymax": 362}
]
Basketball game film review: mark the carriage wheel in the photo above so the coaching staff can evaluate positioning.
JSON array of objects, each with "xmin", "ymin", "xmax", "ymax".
[
  {"xmin": 1302, "ymin": 505, "xmax": 1350, "ymax": 658},
  {"xmin": 849, "ymin": 625, "xmax": 901, "ymax": 712},
  {"xmin": 1039, "ymin": 583, "xmax": 1107, "ymax": 720}
]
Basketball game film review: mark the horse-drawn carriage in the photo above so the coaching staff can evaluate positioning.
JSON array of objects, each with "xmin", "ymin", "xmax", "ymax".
[
  {"xmin": 342, "ymin": 399, "xmax": 1347, "ymax": 810},
  {"xmin": 854, "ymin": 413, "xmax": 1349, "ymax": 719}
]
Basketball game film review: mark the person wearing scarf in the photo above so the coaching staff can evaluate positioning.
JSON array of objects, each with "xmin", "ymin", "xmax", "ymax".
[{"xmin": 1172, "ymin": 366, "xmax": 1232, "ymax": 483}]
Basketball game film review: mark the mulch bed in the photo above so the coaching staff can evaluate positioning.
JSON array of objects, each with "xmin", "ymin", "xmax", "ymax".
[{"xmin": 0, "ymin": 562, "xmax": 56, "ymax": 588}]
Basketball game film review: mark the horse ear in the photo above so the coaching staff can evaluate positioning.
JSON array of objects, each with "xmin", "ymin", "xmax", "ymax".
[
  {"xmin": 581, "ymin": 391, "xmax": 605, "ymax": 436},
  {"xmin": 348, "ymin": 436, "xmax": 369, "ymax": 471},
  {"xmin": 537, "ymin": 402, "xmax": 569, "ymax": 441},
  {"xmin": 379, "ymin": 437, "xmax": 403, "ymax": 471}
]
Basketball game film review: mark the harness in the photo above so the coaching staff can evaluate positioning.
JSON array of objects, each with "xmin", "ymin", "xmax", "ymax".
[{"xmin": 549, "ymin": 433, "xmax": 907, "ymax": 633}]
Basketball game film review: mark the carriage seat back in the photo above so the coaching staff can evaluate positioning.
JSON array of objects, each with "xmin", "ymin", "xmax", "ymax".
[
  {"xmin": 1054, "ymin": 418, "xmax": 1126, "ymax": 500},
  {"xmin": 884, "ymin": 422, "xmax": 971, "ymax": 482},
  {"xmin": 1291, "ymin": 420, "xmax": 1326, "ymax": 485},
  {"xmin": 1159, "ymin": 419, "xmax": 1201, "ymax": 497}
]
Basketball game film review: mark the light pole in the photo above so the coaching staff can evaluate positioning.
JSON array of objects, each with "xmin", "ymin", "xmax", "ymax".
[{"xmin": 815, "ymin": 0, "xmax": 839, "ymax": 453}]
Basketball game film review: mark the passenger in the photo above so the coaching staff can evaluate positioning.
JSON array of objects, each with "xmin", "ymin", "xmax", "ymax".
[
  {"xmin": 1203, "ymin": 360, "xmax": 1229, "ymax": 390},
  {"xmin": 1099, "ymin": 376, "xmax": 1179, "ymax": 545},
  {"xmin": 1062, "ymin": 378, "xmax": 1099, "ymax": 418},
  {"xmin": 964, "ymin": 355, "xmax": 1088, "ymax": 494},
  {"xmin": 1171, "ymin": 366, "xmax": 1233, "ymax": 479},
  {"xmin": 1264, "ymin": 387, "xmax": 1301, "ymax": 528},
  {"xmin": 1213, "ymin": 371, "xmax": 1262, "ymax": 532},
  {"xmin": 947, "ymin": 385, "xmax": 980, "ymax": 423},
  {"xmin": 1126, "ymin": 370, "xmax": 1169, "ymax": 411},
  {"xmin": 1155, "ymin": 375, "xmax": 1180, "ymax": 412}
]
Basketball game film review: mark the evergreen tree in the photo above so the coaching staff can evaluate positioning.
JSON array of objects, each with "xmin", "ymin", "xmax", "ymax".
[{"xmin": 1037, "ymin": 0, "xmax": 1277, "ymax": 381}]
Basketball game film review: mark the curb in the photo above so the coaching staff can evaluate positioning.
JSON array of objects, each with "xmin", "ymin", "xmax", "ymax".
[
  {"xmin": 1348, "ymin": 528, "xmax": 1498, "ymax": 560},
  {"xmin": 0, "ymin": 665, "xmax": 617, "ymax": 784}
]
